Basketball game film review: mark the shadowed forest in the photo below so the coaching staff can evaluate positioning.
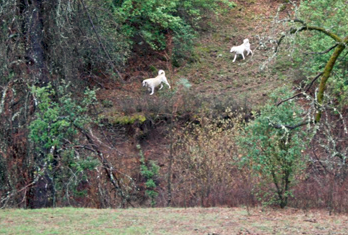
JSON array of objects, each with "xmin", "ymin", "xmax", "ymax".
[{"xmin": 1, "ymin": 0, "xmax": 348, "ymax": 215}]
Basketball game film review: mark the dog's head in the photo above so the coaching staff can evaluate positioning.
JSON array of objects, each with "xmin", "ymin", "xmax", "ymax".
[
  {"xmin": 142, "ymin": 80, "xmax": 147, "ymax": 87},
  {"xmin": 243, "ymin": 38, "xmax": 249, "ymax": 44}
]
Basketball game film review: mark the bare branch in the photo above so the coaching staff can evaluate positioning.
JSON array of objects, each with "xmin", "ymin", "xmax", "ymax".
[
  {"xmin": 276, "ymin": 92, "xmax": 305, "ymax": 107},
  {"xmin": 304, "ymin": 44, "xmax": 338, "ymax": 55},
  {"xmin": 275, "ymin": 19, "xmax": 343, "ymax": 53},
  {"xmin": 74, "ymin": 124, "xmax": 134, "ymax": 208},
  {"xmin": 269, "ymin": 120, "xmax": 313, "ymax": 130},
  {"xmin": 304, "ymin": 72, "xmax": 323, "ymax": 93},
  {"xmin": 276, "ymin": 72, "xmax": 323, "ymax": 107}
]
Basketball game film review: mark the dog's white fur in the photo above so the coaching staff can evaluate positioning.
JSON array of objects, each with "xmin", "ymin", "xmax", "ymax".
[
  {"xmin": 142, "ymin": 70, "xmax": 171, "ymax": 95},
  {"xmin": 230, "ymin": 38, "xmax": 253, "ymax": 62}
]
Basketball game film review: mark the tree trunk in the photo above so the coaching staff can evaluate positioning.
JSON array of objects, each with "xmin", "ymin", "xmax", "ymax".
[
  {"xmin": 315, "ymin": 38, "xmax": 348, "ymax": 122},
  {"xmin": 23, "ymin": 0, "xmax": 52, "ymax": 208},
  {"xmin": 25, "ymin": 0, "xmax": 48, "ymax": 85}
]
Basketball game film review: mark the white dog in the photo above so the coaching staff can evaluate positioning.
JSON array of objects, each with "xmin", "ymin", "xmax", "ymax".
[
  {"xmin": 142, "ymin": 70, "xmax": 171, "ymax": 95},
  {"xmin": 230, "ymin": 38, "xmax": 253, "ymax": 62}
]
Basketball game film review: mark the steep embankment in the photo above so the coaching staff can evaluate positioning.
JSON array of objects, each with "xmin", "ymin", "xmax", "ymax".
[{"xmin": 93, "ymin": 0, "xmax": 292, "ymax": 206}]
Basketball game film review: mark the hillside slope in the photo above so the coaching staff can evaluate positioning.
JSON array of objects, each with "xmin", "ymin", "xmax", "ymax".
[
  {"xmin": 92, "ymin": 0, "xmax": 294, "ymax": 207},
  {"xmin": 98, "ymin": 0, "xmax": 289, "ymax": 105}
]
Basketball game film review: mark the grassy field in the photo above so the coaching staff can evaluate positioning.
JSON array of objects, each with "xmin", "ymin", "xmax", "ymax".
[{"xmin": 1, "ymin": 207, "xmax": 348, "ymax": 235}]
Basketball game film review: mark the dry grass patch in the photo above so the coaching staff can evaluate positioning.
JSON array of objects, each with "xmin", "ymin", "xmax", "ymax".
[{"xmin": 1, "ymin": 207, "xmax": 348, "ymax": 235}]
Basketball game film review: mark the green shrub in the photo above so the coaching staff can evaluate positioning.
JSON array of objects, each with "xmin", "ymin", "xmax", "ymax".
[
  {"xmin": 110, "ymin": 0, "xmax": 235, "ymax": 61},
  {"xmin": 238, "ymin": 87, "xmax": 307, "ymax": 208},
  {"xmin": 29, "ymin": 82, "xmax": 99, "ymax": 204},
  {"xmin": 137, "ymin": 144, "xmax": 159, "ymax": 206}
]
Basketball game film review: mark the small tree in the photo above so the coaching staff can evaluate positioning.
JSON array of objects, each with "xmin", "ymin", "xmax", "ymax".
[
  {"xmin": 137, "ymin": 145, "xmax": 160, "ymax": 207},
  {"xmin": 28, "ymin": 82, "xmax": 99, "ymax": 207},
  {"xmin": 238, "ymin": 88, "xmax": 307, "ymax": 208}
]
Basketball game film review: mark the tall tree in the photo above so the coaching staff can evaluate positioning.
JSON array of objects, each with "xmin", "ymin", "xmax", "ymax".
[
  {"xmin": 272, "ymin": 0, "xmax": 348, "ymax": 211},
  {"xmin": 23, "ymin": 0, "xmax": 51, "ymax": 207},
  {"xmin": 0, "ymin": 0, "xmax": 130, "ymax": 208}
]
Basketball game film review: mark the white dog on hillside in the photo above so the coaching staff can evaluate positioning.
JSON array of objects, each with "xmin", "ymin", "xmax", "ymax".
[
  {"xmin": 142, "ymin": 70, "xmax": 171, "ymax": 95},
  {"xmin": 230, "ymin": 38, "xmax": 253, "ymax": 62}
]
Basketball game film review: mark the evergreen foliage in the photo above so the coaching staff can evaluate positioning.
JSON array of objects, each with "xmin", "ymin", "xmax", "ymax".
[
  {"xmin": 137, "ymin": 144, "xmax": 159, "ymax": 206},
  {"xmin": 28, "ymin": 82, "xmax": 99, "ymax": 205},
  {"xmin": 238, "ymin": 88, "xmax": 307, "ymax": 208},
  {"xmin": 109, "ymin": 0, "xmax": 236, "ymax": 61}
]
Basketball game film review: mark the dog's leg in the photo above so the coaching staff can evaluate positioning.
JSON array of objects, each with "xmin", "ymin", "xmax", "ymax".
[
  {"xmin": 233, "ymin": 54, "xmax": 237, "ymax": 62},
  {"xmin": 164, "ymin": 80, "xmax": 171, "ymax": 89},
  {"xmin": 159, "ymin": 83, "xmax": 163, "ymax": 90}
]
